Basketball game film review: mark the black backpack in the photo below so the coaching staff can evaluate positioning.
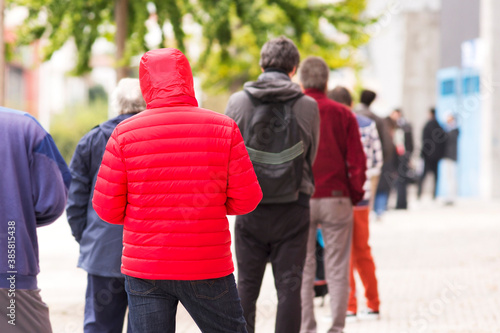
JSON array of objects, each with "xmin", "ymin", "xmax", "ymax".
[{"xmin": 243, "ymin": 90, "xmax": 305, "ymax": 204}]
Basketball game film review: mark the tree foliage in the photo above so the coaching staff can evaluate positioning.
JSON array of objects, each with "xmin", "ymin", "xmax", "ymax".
[
  {"xmin": 50, "ymin": 99, "xmax": 108, "ymax": 163},
  {"xmin": 10, "ymin": 0, "xmax": 374, "ymax": 92}
]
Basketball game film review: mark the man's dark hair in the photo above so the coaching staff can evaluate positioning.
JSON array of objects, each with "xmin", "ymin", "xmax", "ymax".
[
  {"xmin": 430, "ymin": 107, "xmax": 436, "ymax": 116},
  {"xmin": 360, "ymin": 89, "xmax": 377, "ymax": 106},
  {"xmin": 259, "ymin": 36, "xmax": 300, "ymax": 74},
  {"xmin": 327, "ymin": 86, "xmax": 353, "ymax": 107},
  {"xmin": 299, "ymin": 57, "xmax": 329, "ymax": 91}
]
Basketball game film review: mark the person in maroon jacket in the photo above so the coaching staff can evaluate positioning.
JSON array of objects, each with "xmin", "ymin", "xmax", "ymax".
[
  {"xmin": 298, "ymin": 57, "xmax": 367, "ymax": 333},
  {"xmin": 92, "ymin": 48, "xmax": 262, "ymax": 333}
]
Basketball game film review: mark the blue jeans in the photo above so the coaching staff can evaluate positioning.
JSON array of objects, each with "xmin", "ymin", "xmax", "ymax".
[
  {"xmin": 84, "ymin": 274, "xmax": 131, "ymax": 333},
  {"xmin": 374, "ymin": 191, "xmax": 389, "ymax": 217},
  {"xmin": 125, "ymin": 274, "xmax": 247, "ymax": 333}
]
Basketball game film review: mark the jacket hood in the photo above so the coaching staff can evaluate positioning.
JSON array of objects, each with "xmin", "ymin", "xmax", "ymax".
[
  {"xmin": 99, "ymin": 113, "xmax": 136, "ymax": 137},
  {"xmin": 139, "ymin": 48, "xmax": 198, "ymax": 109},
  {"xmin": 243, "ymin": 71, "xmax": 303, "ymax": 103}
]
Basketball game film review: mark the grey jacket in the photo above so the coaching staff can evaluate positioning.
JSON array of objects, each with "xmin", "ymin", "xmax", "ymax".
[{"xmin": 225, "ymin": 71, "xmax": 320, "ymax": 198}]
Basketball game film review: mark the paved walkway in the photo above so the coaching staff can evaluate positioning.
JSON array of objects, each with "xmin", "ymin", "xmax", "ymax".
[{"xmin": 37, "ymin": 197, "xmax": 500, "ymax": 333}]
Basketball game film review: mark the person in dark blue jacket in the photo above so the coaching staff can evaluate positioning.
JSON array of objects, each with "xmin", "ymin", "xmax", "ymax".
[
  {"xmin": 0, "ymin": 107, "xmax": 70, "ymax": 333},
  {"xmin": 66, "ymin": 78, "xmax": 146, "ymax": 333}
]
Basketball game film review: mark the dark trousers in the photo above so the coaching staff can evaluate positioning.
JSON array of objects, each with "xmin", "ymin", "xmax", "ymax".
[
  {"xmin": 396, "ymin": 177, "xmax": 408, "ymax": 209},
  {"xmin": 125, "ymin": 274, "xmax": 247, "ymax": 333},
  {"xmin": 396, "ymin": 155, "xmax": 411, "ymax": 209},
  {"xmin": 417, "ymin": 159, "xmax": 439, "ymax": 199},
  {"xmin": 84, "ymin": 274, "xmax": 131, "ymax": 333},
  {"xmin": 235, "ymin": 197, "xmax": 310, "ymax": 333}
]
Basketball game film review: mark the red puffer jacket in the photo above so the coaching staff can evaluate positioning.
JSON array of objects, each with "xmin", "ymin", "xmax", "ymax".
[{"xmin": 92, "ymin": 48, "xmax": 262, "ymax": 280}]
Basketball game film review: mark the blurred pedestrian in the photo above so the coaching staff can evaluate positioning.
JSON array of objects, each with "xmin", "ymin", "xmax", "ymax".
[
  {"xmin": 373, "ymin": 115, "xmax": 398, "ymax": 220},
  {"xmin": 67, "ymin": 78, "xmax": 146, "ymax": 333},
  {"xmin": 92, "ymin": 48, "xmax": 262, "ymax": 333},
  {"xmin": 418, "ymin": 108, "xmax": 446, "ymax": 199},
  {"xmin": 299, "ymin": 59, "xmax": 366, "ymax": 333},
  {"xmin": 442, "ymin": 113, "xmax": 459, "ymax": 205},
  {"xmin": 329, "ymin": 86, "xmax": 382, "ymax": 321},
  {"xmin": 354, "ymin": 90, "xmax": 392, "ymax": 210},
  {"xmin": 0, "ymin": 107, "xmax": 71, "ymax": 333},
  {"xmin": 392, "ymin": 109, "xmax": 414, "ymax": 210},
  {"xmin": 225, "ymin": 37, "xmax": 320, "ymax": 333}
]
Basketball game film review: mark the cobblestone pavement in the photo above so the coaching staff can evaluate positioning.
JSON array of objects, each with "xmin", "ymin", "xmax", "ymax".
[{"xmin": 37, "ymin": 197, "xmax": 500, "ymax": 333}]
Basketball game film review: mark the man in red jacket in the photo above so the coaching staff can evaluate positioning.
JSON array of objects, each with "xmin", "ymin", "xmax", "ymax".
[
  {"xmin": 92, "ymin": 48, "xmax": 262, "ymax": 333},
  {"xmin": 298, "ymin": 57, "xmax": 366, "ymax": 333}
]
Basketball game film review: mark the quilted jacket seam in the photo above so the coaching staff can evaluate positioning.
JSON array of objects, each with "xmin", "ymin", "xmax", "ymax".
[
  {"xmin": 118, "ymin": 121, "xmax": 232, "ymax": 136},
  {"xmin": 125, "ymin": 149, "xmax": 228, "ymax": 159},
  {"xmin": 123, "ymin": 253, "xmax": 232, "ymax": 260}
]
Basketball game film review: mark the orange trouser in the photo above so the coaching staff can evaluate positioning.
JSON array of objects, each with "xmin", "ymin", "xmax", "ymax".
[{"xmin": 348, "ymin": 205, "xmax": 380, "ymax": 313}]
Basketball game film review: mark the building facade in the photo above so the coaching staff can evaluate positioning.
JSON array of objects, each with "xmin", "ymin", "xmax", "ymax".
[{"xmin": 362, "ymin": 0, "xmax": 500, "ymax": 199}]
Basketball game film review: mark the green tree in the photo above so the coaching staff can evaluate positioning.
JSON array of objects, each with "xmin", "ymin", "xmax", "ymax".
[
  {"xmin": 9, "ymin": 0, "xmax": 374, "ymax": 91},
  {"xmin": 50, "ymin": 100, "xmax": 108, "ymax": 163}
]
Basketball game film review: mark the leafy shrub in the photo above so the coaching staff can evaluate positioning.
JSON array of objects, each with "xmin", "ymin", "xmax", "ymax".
[{"xmin": 50, "ymin": 101, "xmax": 109, "ymax": 164}]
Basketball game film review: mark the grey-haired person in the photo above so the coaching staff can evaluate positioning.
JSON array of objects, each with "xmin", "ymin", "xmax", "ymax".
[
  {"xmin": 299, "ymin": 58, "xmax": 366, "ymax": 333},
  {"xmin": 66, "ymin": 78, "xmax": 146, "ymax": 333}
]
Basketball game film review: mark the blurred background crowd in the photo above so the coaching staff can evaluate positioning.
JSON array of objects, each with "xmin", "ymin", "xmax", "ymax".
[{"xmin": 1, "ymin": 0, "xmax": 499, "ymax": 204}]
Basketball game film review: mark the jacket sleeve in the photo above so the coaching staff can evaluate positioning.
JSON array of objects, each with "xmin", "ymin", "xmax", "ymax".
[
  {"xmin": 420, "ymin": 124, "xmax": 430, "ymax": 158},
  {"xmin": 31, "ymin": 133, "xmax": 71, "ymax": 227},
  {"xmin": 226, "ymin": 121, "xmax": 263, "ymax": 215},
  {"xmin": 404, "ymin": 124, "xmax": 414, "ymax": 155},
  {"xmin": 346, "ymin": 114, "xmax": 367, "ymax": 205},
  {"xmin": 224, "ymin": 92, "xmax": 247, "ymax": 134},
  {"xmin": 66, "ymin": 136, "xmax": 92, "ymax": 242},
  {"xmin": 92, "ymin": 131, "xmax": 128, "ymax": 225},
  {"xmin": 308, "ymin": 102, "xmax": 321, "ymax": 166},
  {"xmin": 366, "ymin": 122, "xmax": 383, "ymax": 179},
  {"xmin": 379, "ymin": 119, "xmax": 394, "ymax": 164}
]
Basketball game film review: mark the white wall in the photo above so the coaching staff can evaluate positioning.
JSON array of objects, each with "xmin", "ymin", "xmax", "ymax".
[
  {"xmin": 479, "ymin": 0, "xmax": 500, "ymax": 198},
  {"xmin": 360, "ymin": 0, "xmax": 441, "ymax": 117}
]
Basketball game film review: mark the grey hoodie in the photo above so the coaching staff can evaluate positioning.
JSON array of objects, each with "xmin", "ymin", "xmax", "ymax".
[{"xmin": 225, "ymin": 71, "xmax": 320, "ymax": 198}]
